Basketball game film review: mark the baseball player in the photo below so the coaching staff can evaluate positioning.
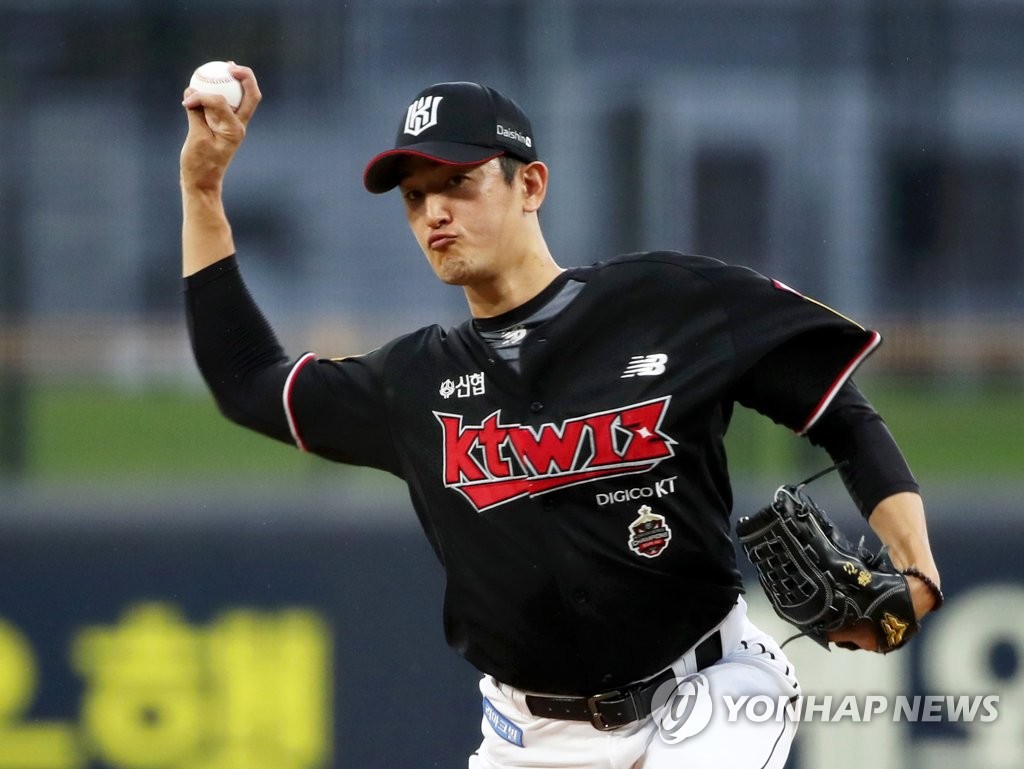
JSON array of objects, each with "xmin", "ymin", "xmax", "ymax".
[{"xmin": 180, "ymin": 65, "xmax": 942, "ymax": 768}]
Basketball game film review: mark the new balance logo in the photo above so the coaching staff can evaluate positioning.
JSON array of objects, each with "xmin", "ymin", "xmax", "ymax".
[
  {"xmin": 500, "ymin": 327, "xmax": 528, "ymax": 346},
  {"xmin": 621, "ymin": 354, "xmax": 668, "ymax": 378},
  {"xmin": 404, "ymin": 95, "xmax": 444, "ymax": 136}
]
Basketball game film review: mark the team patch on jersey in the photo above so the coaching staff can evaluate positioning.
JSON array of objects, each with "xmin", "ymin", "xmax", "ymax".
[
  {"xmin": 434, "ymin": 397, "xmax": 676, "ymax": 512},
  {"xmin": 627, "ymin": 504, "xmax": 672, "ymax": 558},
  {"xmin": 621, "ymin": 353, "xmax": 668, "ymax": 378},
  {"xmin": 482, "ymin": 697, "xmax": 524, "ymax": 747}
]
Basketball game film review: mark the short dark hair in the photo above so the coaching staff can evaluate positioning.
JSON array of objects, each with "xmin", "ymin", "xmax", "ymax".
[{"xmin": 498, "ymin": 155, "xmax": 524, "ymax": 185}]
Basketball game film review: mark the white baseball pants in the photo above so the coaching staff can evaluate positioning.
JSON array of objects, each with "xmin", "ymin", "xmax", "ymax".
[{"xmin": 468, "ymin": 597, "xmax": 799, "ymax": 769}]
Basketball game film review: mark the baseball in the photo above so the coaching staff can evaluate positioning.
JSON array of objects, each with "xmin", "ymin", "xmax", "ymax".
[{"xmin": 189, "ymin": 61, "xmax": 243, "ymax": 110}]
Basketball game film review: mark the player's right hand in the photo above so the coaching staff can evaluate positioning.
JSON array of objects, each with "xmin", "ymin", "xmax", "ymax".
[{"xmin": 180, "ymin": 63, "xmax": 262, "ymax": 193}]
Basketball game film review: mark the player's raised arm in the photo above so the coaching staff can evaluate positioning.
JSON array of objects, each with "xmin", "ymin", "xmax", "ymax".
[
  {"xmin": 179, "ymin": 64, "xmax": 298, "ymax": 445},
  {"xmin": 180, "ymin": 62, "xmax": 261, "ymax": 277}
]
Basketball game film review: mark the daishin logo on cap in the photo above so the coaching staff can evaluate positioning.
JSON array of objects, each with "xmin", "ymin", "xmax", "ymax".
[
  {"xmin": 404, "ymin": 95, "xmax": 444, "ymax": 136},
  {"xmin": 497, "ymin": 124, "xmax": 532, "ymax": 149}
]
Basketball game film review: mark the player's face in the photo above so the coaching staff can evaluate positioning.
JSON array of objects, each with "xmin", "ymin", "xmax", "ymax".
[{"xmin": 398, "ymin": 157, "xmax": 528, "ymax": 287}]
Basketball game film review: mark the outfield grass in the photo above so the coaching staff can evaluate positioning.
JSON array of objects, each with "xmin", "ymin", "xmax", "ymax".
[
  {"xmin": 24, "ymin": 383, "xmax": 322, "ymax": 483},
  {"xmin": 862, "ymin": 379, "xmax": 1024, "ymax": 477},
  {"xmin": 14, "ymin": 377, "xmax": 1024, "ymax": 484}
]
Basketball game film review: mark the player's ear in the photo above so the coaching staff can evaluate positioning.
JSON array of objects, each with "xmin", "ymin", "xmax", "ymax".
[{"xmin": 520, "ymin": 161, "xmax": 548, "ymax": 213}]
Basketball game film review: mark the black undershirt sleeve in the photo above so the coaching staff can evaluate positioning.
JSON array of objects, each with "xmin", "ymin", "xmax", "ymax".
[
  {"xmin": 731, "ymin": 322, "xmax": 918, "ymax": 519},
  {"xmin": 184, "ymin": 255, "xmax": 295, "ymax": 445},
  {"xmin": 805, "ymin": 380, "xmax": 920, "ymax": 518}
]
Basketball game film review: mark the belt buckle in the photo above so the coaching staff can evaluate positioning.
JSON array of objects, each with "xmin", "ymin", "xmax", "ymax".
[{"xmin": 586, "ymin": 690, "xmax": 624, "ymax": 731}]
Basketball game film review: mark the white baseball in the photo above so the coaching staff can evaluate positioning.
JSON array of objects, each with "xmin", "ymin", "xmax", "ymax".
[{"xmin": 189, "ymin": 61, "xmax": 243, "ymax": 110}]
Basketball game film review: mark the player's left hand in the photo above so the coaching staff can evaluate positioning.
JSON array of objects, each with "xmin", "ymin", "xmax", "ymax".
[
  {"xmin": 828, "ymin": 570, "xmax": 941, "ymax": 651},
  {"xmin": 823, "ymin": 573, "xmax": 942, "ymax": 651},
  {"xmin": 737, "ymin": 482, "xmax": 942, "ymax": 654},
  {"xmin": 828, "ymin": 619, "xmax": 879, "ymax": 651}
]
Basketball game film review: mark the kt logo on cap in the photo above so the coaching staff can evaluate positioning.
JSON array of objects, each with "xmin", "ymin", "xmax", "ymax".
[{"xmin": 404, "ymin": 95, "xmax": 444, "ymax": 136}]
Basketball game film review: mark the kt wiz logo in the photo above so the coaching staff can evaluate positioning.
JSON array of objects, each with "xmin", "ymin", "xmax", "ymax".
[
  {"xmin": 435, "ymin": 397, "xmax": 676, "ymax": 511},
  {"xmin": 404, "ymin": 95, "xmax": 443, "ymax": 136}
]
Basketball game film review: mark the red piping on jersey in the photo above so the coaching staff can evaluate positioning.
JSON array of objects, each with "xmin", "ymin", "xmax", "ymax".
[
  {"xmin": 797, "ymin": 330, "xmax": 882, "ymax": 436},
  {"xmin": 283, "ymin": 352, "xmax": 317, "ymax": 451}
]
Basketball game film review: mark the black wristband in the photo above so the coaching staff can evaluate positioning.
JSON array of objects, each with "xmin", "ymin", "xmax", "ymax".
[{"xmin": 902, "ymin": 567, "xmax": 944, "ymax": 612}]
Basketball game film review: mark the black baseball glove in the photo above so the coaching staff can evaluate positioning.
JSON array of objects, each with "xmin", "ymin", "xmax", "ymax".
[{"xmin": 735, "ymin": 474, "xmax": 918, "ymax": 652}]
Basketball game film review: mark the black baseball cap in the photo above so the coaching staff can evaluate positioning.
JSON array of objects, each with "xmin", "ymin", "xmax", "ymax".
[{"xmin": 363, "ymin": 81, "xmax": 538, "ymax": 194}]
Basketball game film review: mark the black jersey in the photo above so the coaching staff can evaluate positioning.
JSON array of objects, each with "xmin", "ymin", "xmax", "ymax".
[
  {"xmin": 257, "ymin": 251, "xmax": 879, "ymax": 694},
  {"xmin": 187, "ymin": 251, "xmax": 884, "ymax": 692}
]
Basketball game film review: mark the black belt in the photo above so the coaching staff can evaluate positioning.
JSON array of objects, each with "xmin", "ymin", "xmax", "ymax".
[{"xmin": 524, "ymin": 630, "xmax": 723, "ymax": 731}]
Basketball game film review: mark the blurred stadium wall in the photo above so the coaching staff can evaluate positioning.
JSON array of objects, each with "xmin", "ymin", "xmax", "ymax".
[{"xmin": 0, "ymin": 2, "xmax": 1021, "ymax": 768}]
